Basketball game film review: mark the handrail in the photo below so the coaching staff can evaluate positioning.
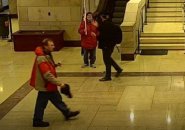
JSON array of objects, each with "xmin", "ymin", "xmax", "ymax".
[{"xmin": 135, "ymin": 0, "xmax": 148, "ymax": 54}]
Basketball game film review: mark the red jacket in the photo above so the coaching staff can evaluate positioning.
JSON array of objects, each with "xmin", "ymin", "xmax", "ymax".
[
  {"xmin": 30, "ymin": 47, "xmax": 60, "ymax": 92},
  {"xmin": 78, "ymin": 21, "xmax": 99, "ymax": 49}
]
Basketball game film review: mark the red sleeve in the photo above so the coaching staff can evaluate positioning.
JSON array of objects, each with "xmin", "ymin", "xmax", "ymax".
[
  {"xmin": 92, "ymin": 21, "xmax": 99, "ymax": 36},
  {"xmin": 38, "ymin": 62, "xmax": 50, "ymax": 74},
  {"xmin": 78, "ymin": 21, "xmax": 85, "ymax": 35},
  {"xmin": 96, "ymin": 29, "xmax": 100, "ymax": 37}
]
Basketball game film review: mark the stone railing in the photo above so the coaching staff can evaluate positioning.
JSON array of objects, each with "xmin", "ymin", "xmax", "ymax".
[{"xmin": 120, "ymin": 0, "xmax": 146, "ymax": 61}]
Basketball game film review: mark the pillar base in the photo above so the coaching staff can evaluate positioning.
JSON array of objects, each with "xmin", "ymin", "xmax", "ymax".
[{"xmin": 121, "ymin": 53, "xmax": 136, "ymax": 61}]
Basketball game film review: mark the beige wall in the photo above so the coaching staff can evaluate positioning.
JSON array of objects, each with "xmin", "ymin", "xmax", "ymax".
[
  {"xmin": 9, "ymin": 0, "xmax": 17, "ymax": 14},
  {"xmin": 17, "ymin": 0, "xmax": 99, "ymax": 41}
]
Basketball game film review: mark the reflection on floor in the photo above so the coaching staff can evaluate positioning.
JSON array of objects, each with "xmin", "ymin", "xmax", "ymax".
[
  {"xmin": 1, "ymin": 76, "xmax": 185, "ymax": 130},
  {"xmin": 1, "ymin": 19, "xmax": 185, "ymax": 130}
]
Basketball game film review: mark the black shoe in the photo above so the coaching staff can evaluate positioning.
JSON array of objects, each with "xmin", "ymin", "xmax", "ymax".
[
  {"xmin": 115, "ymin": 69, "xmax": 123, "ymax": 77},
  {"xmin": 99, "ymin": 77, "xmax": 111, "ymax": 81},
  {"xmin": 65, "ymin": 111, "xmax": 80, "ymax": 120},
  {"xmin": 33, "ymin": 121, "xmax": 50, "ymax": 127},
  {"xmin": 60, "ymin": 84, "xmax": 72, "ymax": 98}
]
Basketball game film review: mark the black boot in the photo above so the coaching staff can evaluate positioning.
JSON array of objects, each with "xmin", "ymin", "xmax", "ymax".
[
  {"xmin": 33, "ymin": 120, "xmax": 50, "ymax": 127},
  {"xmin": 65, "ymin": 111, "xmax": 80, "ymax": 120},
  {"xmin": 99, "ymin": 77, "xmax": 111, "ymax": 81},
  {"xmin": 115, "ymin": 69, "xmax": 123, "ymax": 77}
]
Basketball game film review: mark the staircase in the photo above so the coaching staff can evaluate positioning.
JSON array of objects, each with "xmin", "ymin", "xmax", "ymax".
[
  {"xmin": 140, "ymin": 0, "xmax": 185, "ymax": 50},
  {"xmin": 147, "ymin": 0, "xmax": 184, "ymax": 23},
  {"xmin": 140, "ymin": 33, "xmax": 185, "ymax": 50},
  {"xmin": 112, "ymin": 0, "xmax": 129, "ymax": 25}
]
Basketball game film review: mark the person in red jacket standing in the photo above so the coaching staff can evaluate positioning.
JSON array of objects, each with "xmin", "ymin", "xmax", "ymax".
[
  {"xmin": 78, "ymin": 12, "xmax": 99, "ymax": 68},
  {"xmin": 30, "ymin": 38, "xmax": 80, "ymax": 127}
]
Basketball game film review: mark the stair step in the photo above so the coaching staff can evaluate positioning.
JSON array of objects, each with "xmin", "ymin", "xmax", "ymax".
[
  {"xmin": 140, "ymin": 44, "xmax": 185, "ymax": 50},
  {"xmin": 149, "ymin": 0, "xmax": 184, "ymax": 3},
  {"xmin": 147, "ymin": 12, "xmax": 182, "ymax": 17},
  {"xmin": 115, "ymin": 1, "xmax": 127, "ymax": 7},
  {"xmin": 149, "ymin": 3, "xmax": 183, "ymax": 8},
  {"xmin": 147, "ymin": 8, "xmax": 182, "ymax": 12},
  {"xmin": 147, "ymin": 17, "xmax": 183, "ymax": 22},
  {"xmin": 114, "ymin": 7, "xmax": 125, "ymax": 12},
  {"xmin": 140, "ymin": 37, "xmax": 185, "ymax": 43},
  {"xmin": 113, "ymin": 12, "xmax": 125, "ymax": 18},
  {"xmin": 112, "ymin": 18, "xmax": 123, "ymax": 24},
  {"xmin": 141, "ymin": 33, "xmax": 185, "ymax": 37}
]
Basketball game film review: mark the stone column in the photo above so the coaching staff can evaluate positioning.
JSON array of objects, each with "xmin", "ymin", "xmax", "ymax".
[{"xmin": 120, "ymin": 0, "xmax": 146, "ymax": 61}]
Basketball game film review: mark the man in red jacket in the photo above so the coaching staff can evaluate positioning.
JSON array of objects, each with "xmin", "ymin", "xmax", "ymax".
[
  {"xmin": 30, "ymin": 38, "xmax": 80, "ymax": 127},
  {"xmin": 78, "ymin": 12, "xmax": 99, "ymax": 68}
]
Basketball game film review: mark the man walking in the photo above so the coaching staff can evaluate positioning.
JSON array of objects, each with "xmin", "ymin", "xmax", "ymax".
[
  {"xmin": 98, "ymin": 13, "xmax": 123, "ymax": 81},
  {"xmin": 30, "ymin": 38, "xmax": 80, "ymax": 127}
]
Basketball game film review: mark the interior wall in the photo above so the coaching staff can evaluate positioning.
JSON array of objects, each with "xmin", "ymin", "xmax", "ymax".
[{"xmin": 17, "ymin": 0, "xmax": 100, "ymax": 40}]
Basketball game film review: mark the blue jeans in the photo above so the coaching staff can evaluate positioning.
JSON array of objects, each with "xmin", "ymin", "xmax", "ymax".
[
  {"xmin": 33, "ymin": 91, "xmax": 69, "ymax": 121},
  {"xmin": 83, "ymin": 48, "xmax": 96, "ymax": 65}
]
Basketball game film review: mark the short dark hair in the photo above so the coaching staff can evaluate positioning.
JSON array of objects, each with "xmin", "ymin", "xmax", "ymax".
[
  {"xmin": 42, "ymin": 38, "xmax": 53, "ymax": 46},
  {"xmin": 86, "ymin": 12, "xmax": 93, "ymax": 17}
]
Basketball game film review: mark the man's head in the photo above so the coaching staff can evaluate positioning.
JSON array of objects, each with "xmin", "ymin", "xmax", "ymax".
[
  {"xmin": 86, "ymin": 12, "xmax": 93, "ymax": 22},
  {"xmin": 42, "ymin": 38, "xmax": 55, "ymax": 52}
]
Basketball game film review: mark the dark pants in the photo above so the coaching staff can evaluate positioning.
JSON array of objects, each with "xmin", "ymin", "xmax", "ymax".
[
  {"xmin": 83, "ymin": 48, "xmax": 96, "ymax": 65},
  {"xmin": 33, "ymin": 91, "xmax": 69, "ymax": 121},
  {"xmin": 102, "ymin": 47, "xmax": 122, "ymax": 78}
]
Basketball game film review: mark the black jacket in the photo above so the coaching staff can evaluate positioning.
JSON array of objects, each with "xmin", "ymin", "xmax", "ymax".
[{"xmin": 98, "ymin": 20, "xmax": 115, "ymax": 49}]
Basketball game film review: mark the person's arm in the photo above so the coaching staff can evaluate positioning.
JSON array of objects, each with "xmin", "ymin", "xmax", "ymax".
[
  {"xmin": 37, "ymin": 56, "xmax": 64, "ymax": 87},
  {"xmin": 78, "ymin": 21, "xmax": 86, "ymax": 35}
]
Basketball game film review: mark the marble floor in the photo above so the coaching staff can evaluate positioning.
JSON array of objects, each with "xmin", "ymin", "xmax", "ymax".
[{"xmin": 2, "ymin": 19, "xmax": 185, "ymax": 130}]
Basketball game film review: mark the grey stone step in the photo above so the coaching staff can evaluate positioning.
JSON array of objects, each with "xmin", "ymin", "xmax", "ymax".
[
  {"xmin": 115, "ymin": 1, "xmax": 127, "ymax": 7},
  {"xmin": 113, "ymin": 12, "xmax": 125, "ymax": 18},
  {"xmin": 112, "ymin": 18, "xmax": 123, "ymax": 24},
  {"xmin": 114, "ymin": 7, "xmax": 125, "ymax": 12}
]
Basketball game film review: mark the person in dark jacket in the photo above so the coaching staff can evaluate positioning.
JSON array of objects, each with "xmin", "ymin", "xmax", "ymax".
[
  {"xmin": 98, "ymin": 13, "xmax": 123, "ymax": 81},
  {"xmin": 78, "ymin": 12, "xmax": 99, "ymax": 68},
  {"xmin": 30, "ymin": 38, "xmax": 80, "ymax": 127}
]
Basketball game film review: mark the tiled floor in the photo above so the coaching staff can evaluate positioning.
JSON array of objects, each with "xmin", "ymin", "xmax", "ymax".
[{"xmin": 2, "ymin": 19, "xmax": 185, "ymax": 130}]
